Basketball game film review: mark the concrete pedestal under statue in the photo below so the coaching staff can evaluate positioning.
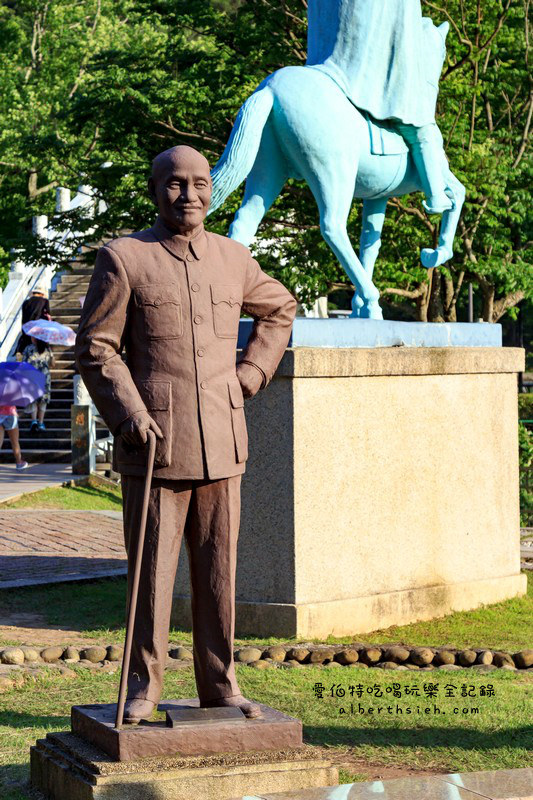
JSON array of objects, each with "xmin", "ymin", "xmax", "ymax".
[{"xmin": 173, "ymin": 323, "xmax": 525, "ymax": 639}]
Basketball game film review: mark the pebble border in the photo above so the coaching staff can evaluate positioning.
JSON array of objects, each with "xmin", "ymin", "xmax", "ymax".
[{"xmin": 0, "ymin": 642, "xmax": 531, "ymax": 690}]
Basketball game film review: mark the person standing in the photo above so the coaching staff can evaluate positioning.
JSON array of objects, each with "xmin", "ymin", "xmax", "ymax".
[
  {"xmin": 22, "ymin": 338, "xmax": 54, "ymax": 432},
  {"xmin": 16, "ymin": 285, "xmax": 51, "ymax": 356},
  {"xmin": 76, "ymin": 145, "xmax": 297, "ymax": 723},
  {"xmin": 0, "ymin": 405, "xmax": 29, "ymax": 470}
]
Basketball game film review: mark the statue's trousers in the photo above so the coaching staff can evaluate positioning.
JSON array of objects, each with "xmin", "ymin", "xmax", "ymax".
[{"xmin": 121, "ymin": 474, "xmax": 242, "ymax": 704}]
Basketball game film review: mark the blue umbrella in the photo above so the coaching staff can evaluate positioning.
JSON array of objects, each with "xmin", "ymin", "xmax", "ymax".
[{"xmin": 0, "ymin": 361, "xmax": 46, "ymax": 407}]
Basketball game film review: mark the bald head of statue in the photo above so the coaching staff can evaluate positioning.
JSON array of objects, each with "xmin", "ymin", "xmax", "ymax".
[{"xmin": 148, "ymin": 145, "xmax": 212, "ymax": 237}]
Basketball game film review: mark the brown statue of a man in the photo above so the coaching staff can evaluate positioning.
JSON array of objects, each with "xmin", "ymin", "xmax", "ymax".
[{"xmin": 76, "ymin": 145, "xmax": 296, "ymax": 723}]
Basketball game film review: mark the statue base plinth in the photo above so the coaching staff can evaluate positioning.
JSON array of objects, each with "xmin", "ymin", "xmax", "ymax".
[
  {"xmin": 70, "ymin": 699, "xmax": 302, "ymax": 762},
  {"xmin": 31, "ymin": 728, "xmax": 336, "ymax": 800}
]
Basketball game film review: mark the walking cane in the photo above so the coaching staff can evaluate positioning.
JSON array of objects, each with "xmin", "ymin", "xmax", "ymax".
[{"xmin": 115, "ymin": 429, "xmax": 157, "ymax": 729}]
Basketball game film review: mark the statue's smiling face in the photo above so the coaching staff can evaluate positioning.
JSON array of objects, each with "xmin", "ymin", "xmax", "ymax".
[{"xmin": 149, "ymin": 146, "xmax": 212, "ymax": 234}]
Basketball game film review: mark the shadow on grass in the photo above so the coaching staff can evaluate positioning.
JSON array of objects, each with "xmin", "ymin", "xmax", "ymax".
[
  {"xmin": 0, "ymin": 710, "xmax": 71, "ymax": 730},
  {"xmin": 0, "ymin": 577, "xmax": 127, "ymax": 634},
  {"xmin": 304, "ymin": 724, "xmax": 533, "ymax": 750},
  {"xmin": 0, "ymin": 761, "xmax": 55, "ymax": 800},
  {"xmin": 67, "ymin": 484, "xmax": 122, "ymax": 507}
]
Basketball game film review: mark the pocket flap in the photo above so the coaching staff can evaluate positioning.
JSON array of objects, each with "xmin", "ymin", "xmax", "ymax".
[
  {"xmin": 134, "ymin": 284, "xmax": 180, "ymax": 308},
  {"xmin": 139, "ymin": 380, "xmax": 171, "ymax": 410},
  {"xmin": 228, "ymin": 377, "xmax": 244, "ymax": 408},
  {"xmin": 211, "ymin": 284, "xmax": 242, "ymax": 307}
]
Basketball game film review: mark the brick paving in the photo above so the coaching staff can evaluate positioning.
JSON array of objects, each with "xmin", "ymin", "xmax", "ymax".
[{"xmin": 0, "ymin": 510, "xmax": 126, "ymax": 588}]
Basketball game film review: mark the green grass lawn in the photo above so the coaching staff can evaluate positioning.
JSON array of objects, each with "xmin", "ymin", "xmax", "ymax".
[
  {"xmin": 2, "ymin": 476, "xmax": 122, "ymax": 511},
  {"xmin": 0, "ymin": 663, "xmax": 531, "ymax": 800},
  {"xmin": 1, "ymin": 573, "xmax": 531, "ymax": 651}
]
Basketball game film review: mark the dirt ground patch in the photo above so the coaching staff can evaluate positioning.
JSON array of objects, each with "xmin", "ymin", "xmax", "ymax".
[{"xmin": 324, "ymin": 749, "xmax": 447, "ymax": 780}]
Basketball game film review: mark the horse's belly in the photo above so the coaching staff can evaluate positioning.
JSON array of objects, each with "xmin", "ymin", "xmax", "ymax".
[{"xmin": 355, "ymin": 151, "xmax": 407, "ymax": 198}]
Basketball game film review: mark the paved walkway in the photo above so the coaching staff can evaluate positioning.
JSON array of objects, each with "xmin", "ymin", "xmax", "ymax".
[
  {"xmin": 0, "ymin": 509, "xmax": 126, "ymax": 588},
  {"xmin": 245, "ymin": 767, "xmax": 533, "ymax": 799},
  {"xmin": 0, "ymin": 462, "xmax": 75, "ymax": 503}
]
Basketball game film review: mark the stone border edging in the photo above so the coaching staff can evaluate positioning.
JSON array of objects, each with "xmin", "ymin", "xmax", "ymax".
[
  {"xmin": 0, "ymin": 642, "xmax": 531, "ymax": 691},
  {"xmin": 230, "ymin": 642, "xmax": 532, "ymax": 671}
]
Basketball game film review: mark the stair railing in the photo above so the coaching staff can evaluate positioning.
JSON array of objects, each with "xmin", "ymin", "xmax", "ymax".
[{"xmin": 0, "ymin": 184, "xmax": 102, "ymax": 360}]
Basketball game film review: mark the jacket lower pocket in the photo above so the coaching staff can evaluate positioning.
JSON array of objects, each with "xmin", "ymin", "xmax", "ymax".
[
  {"xmin": 115, "ymin": 381, "xmax": 172, "ymax": 469},
  {"xmin": 228, "ymin": 377, "xmax": 248, "ymax": 463}
]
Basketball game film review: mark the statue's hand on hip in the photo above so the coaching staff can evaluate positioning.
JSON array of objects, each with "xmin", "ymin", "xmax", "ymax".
[{"xmin": 119, "ymin": 411, "xmax": 163, "ymax": 447}]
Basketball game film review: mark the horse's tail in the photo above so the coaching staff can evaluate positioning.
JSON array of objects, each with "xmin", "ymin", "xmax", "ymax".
[{"xmin": 208, "ymin": 83, "xmax": 274, "ymax": 214}]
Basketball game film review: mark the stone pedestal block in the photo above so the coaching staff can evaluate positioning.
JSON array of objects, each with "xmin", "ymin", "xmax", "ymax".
[
  {"xmin": 173, "ymin": 347, "xmax": 526, "ymax": 638},
  {"xmin": 30, "ymin": 731, "xmax": 336, "ymax": 800},
  {"xmin": 71, "ymin": 700, "xmax": 302, "ymax": 762}
]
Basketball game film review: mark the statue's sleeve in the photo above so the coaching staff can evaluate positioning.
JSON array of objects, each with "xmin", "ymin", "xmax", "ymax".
[
  {"xmin": 240, "ymin": 255, "xmax": 297, "ymax": 388},
  {"xmin": 75, "ymin": 245, "xmax": 147, "ymax": 434}
]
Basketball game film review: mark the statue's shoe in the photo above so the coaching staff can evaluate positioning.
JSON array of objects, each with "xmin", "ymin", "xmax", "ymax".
[
  {"xmin": 123, "ymin": 698, "xmax": 156, "ymax": 724},
  {"xmin": 201, "ymin": 694, "xmax": 263, "ymax": 719},
  {"xmin": 423, "ymin": 194, "xmax": 454, "ymax": 214}
]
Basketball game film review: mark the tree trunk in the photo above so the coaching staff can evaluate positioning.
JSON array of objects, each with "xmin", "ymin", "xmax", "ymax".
[
  {"xmin": 481, "ymin": 283, "xmax": 495, "ymax": 322},
  {"xmin": 427, "ymin": 269, "xmax": 445, "ymax": 322},
  {"xmin": 416, "ymin": 282, "xmax": 430, "ymax": 321},
  {"xmin": 443, "ymin": 274, "xmax": 457, "ymax": 322},
  {"xmin": 492, "ymin": 289, "xmax": 526, "ymax": 322}
]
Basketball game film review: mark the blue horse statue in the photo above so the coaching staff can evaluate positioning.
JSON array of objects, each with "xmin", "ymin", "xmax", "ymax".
[{"xmin": 208, "ymin": 9, "xmax": 465, "ymax": 320}]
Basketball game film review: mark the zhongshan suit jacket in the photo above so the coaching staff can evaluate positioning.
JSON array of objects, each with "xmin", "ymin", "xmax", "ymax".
[{"xmin": 75, "ymin": 217, "xmax": 297, "ymax": 481}]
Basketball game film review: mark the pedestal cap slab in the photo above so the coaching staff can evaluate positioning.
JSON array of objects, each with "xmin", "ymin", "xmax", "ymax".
[{"xmin": 238, "ymin": 318, "xmax": 503, "ymax": 349}]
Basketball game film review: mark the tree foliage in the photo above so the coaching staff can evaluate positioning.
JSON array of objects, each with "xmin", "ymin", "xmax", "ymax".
[{"xmin": 0, "ymin": 0, "xmax": 530, "ymax": 321}]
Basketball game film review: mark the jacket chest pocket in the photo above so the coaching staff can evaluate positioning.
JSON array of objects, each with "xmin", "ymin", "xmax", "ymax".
[
  {"xmin": 211, "ymin": 284, "xmax": 242, "ymax": 339},
  {"xmin": 133, "ymin": 284, "xmax": 183, "ymax": 339}
]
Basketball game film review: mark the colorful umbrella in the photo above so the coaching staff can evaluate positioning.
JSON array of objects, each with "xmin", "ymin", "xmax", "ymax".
[
  {"xmin": 0, "ymin": 362, "xmax": 46, "ymax": 407},
  {"xmin": 22, "ymin": 319, "xmax": 76, "ymax": 347}
]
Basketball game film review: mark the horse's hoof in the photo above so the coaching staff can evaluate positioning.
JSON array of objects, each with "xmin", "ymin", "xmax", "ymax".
[
  {"xmin": 420, "ymin": 247, "xmax": 453, "ymax": 269},
  {"xmin": 360, "ymin": 301, "xmax": 383, "ymax": 320}
]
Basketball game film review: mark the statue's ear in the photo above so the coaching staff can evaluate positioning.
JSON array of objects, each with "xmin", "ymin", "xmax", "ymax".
[
  {"xmin": 148, "ymin": 176, "xmax": 158, "ymax": 207},
  {"xmin": 438, "ymin": 21, "xmax": 450, "ymax": 39}
]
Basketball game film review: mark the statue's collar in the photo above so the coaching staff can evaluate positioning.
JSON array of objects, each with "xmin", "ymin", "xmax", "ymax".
[{"xmin": 152, "ymin": 217, "xmax": 208, "ymax": 261}]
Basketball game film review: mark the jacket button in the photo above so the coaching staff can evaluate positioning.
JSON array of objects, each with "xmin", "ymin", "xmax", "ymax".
[
  {"xmin": 197, "ymin": 348, "xmax": 205, "ymax": 357},
  {"xmin": 194, "ymin": 315, "xmax": 203, "ymax": 324},
  {"xmin": 186, "ymin": 253, "xmax": 194, "ymax": 262},
  {"xmin": 191, "ymin": 283, "xmax": 200, "ymax": 292},
  {"xmin": 200, "ymin": 380, "xmax": 208, "ymax": 389}
]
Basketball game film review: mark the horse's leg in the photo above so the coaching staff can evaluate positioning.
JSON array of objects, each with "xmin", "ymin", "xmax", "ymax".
[
  {"xmin": 309, "ymin": 174, "xmax": 383, "ymax": 320},
  {"xmin": 420, "ymin": 168, "xmax": 466, "ymax": 268},
  {"xmin": 229, "ymin": 122, "xmax": 287, "ymax": 246},
  {"xmin": 352, "ymin": 197, "xmax": 388, "ymax": 316}
]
